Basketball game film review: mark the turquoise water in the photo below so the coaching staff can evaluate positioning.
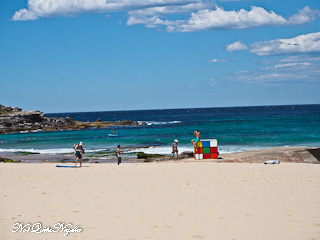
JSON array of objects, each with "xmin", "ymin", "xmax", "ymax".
[{"xmin": 0, "ymin": 104, "xmax": 319, "ymax": 156}]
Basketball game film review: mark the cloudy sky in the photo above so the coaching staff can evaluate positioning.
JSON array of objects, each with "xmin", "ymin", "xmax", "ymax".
[{"xmin": 1, "ymin": 0, "xmax": 319, "ymax": 113}]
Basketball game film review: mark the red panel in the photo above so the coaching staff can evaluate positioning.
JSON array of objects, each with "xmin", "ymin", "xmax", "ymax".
[
  {"xmin": 203, "ymin": 153, "xmax": 211, "ymax": 159},
  {"xmin": 210, "ymin": 153, "xmax": 218, "ymax": 159},
  {"xmin": 210, "ymin": 147, "xmax": 218, "ymax": 153},
  {"xmin": 195, "ymin": 148, "xmax": 203, "ymax": 154}
]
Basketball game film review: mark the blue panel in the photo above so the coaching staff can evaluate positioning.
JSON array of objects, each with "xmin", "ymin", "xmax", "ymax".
[{"xmin": 202, "ymin": 141, "xmax": 210, "ymax": 147}]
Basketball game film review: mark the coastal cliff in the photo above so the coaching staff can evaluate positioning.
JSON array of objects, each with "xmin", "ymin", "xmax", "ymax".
[{"xmin": 0, "ymin": 105, "xmax": 140, "ymax": 134}]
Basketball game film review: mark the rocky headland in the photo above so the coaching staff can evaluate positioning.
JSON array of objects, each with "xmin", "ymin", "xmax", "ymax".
[{"xmin": 0, "ymin": 104, "xmax": 141, "ymax": 134}]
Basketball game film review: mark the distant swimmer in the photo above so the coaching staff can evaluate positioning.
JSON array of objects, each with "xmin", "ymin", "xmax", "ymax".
[
  {"xmin": 172, "ymin": 139, "xmax": 179, "ymax": 160},
  {"xmin": 74, "ymin": 141, "xmax": 85, "ymax": 167},
  {"xmin": 108, "ymin": 128, "xmax": 118, "ymax": 137},
  {"xmin": 191, "ymin": 129, "xmax": 201, "ymax": 147},
  {"xmin": 0, "ymin": 140, "xmax": 3, "ymax": 144}
]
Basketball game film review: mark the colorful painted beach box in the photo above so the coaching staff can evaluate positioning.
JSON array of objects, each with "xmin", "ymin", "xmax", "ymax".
[{"xmin": 194, "ymin": 139, "xmax": 218, "ymax": 159}]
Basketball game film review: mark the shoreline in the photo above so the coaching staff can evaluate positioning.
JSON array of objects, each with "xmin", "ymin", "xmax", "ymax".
[{"xmin": 1, "ymin": 146, "xmax": 319, "ymax": 164}]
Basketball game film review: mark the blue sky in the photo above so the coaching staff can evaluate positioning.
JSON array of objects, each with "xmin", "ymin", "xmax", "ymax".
[{"xmin": 1, "ymin": 0, "xmax": 319, "ymax": 113}]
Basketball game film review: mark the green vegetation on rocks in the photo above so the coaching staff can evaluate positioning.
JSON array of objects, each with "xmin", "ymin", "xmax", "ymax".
[
  {"xmin": 14, "ymin": 151, "xmax": 40, "ymax": 155},
  {"xmin": 137, "ymin": 152, "xmax": 165, "ymax": 159},
  {"xmin": 0, "ymin": 157, "xmax": 18, "ymax": 163},
  {"xmin": 137, "ymin": 152, "xmax": 171, "ymax": 162},
  {"xmin": 0, "ymin": 104, "xmax": 22, "ymax": 116}
]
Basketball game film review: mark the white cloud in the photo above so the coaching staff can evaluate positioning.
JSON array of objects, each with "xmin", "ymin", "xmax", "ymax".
[
  {"xmin": 274, "ymin": 62, "xmax": 311, "ymax": 69},
  {"xmin": 226, "ymin": 41, "xmax": 247, "ymax": 52},
  {"xmin": 250, "ymin": 32, "xmax": 320, "ymax": 56},
  {"xmin": 229, "ymin": 71, "xmax": 307, "ymax": 84},
  {"xmin": 128, "ymin": 2, "xmax": 210, "ymax": 17},
  {"xmin": 127, "ymin": 2, "xmax": 211, "ymax": 27},
  {"xmin": 265, "ymin": 62, "xmax": 311, "ymax": 70},
  {"xmin": 280, "ymin": 56, "xmax": 320, "ymax": 63},
  {"xmin": 209, "ymin": 59, "xmax": 229, "ymax": 62},
  {"xmin": 228, "ymin": 55, "xmax": 320, "ymax": 84},
  {"xmin": 168, "ymin": 6, "xmax": 287, "ymax": 32},
  {"xmin": 12, "ymin": 0, "xmax": 201, "ymax": 21},
  {"xmin": 12, "ymin": 2, "xmax": 320, "ymax": 35},
  {"xmin": 131, "ymin": 5, "xmax": 319, "ymax": 32},
  {"xmin": 127, "ymin": 15, "xmax": 167, "ymax": 28},
  {"xmin": 210, "ymin": 78, "xmax": 218, "ymax": 86},
  {"xmin": 12, "ymin": 8, "xmax": 39, "ymax": 21},
  {"xmin": 288, "ymin": 6, "xmax": 320, "ymax": 24}
]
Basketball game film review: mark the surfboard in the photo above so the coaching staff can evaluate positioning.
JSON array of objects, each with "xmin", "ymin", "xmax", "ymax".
[
  {"xmin": 108, "ymin": 134, "xmax": 118, "ymax": 137},
  {"xmin": 56, "ymin": 165, "xmax": 79, "ymax": 168}
]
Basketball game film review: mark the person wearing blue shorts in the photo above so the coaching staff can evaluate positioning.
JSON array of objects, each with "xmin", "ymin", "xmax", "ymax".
[{"xmin": 191, "ymin": 130, "xmax": 201, "ymax": 147}]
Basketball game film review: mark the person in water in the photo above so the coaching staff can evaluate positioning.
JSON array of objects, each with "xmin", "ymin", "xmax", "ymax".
[
  {"xmin": 172, "ymin": 139, "xmax": 179, "ymax": 160},
  {"xmin": 116, "ymin": 145, "xmax": 122, "ymax": 165},
  {"xmin": 191, "ymin": 130, "xmax": 201, "ymax": 147},
  {"xmin": 74, "ymin": 141, "xmax": 84, "ymax": 167}
]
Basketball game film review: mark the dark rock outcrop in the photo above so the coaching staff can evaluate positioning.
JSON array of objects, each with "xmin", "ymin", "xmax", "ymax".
[
  {"xmin": 0, "ymin": 105, "xmax": 143, "ymax": 134},
  {"xmin": 180, "ymin": 151, "xmax": 194, "ymax": 159},
  {"xmin": 0, "ymin": 110, "xmax": 75, "ymax": 134}
]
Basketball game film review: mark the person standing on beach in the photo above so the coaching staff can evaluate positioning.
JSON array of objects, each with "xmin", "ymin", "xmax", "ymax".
[
  {"xmin": 74, "ymin": 141, "xmax": 84, "ymax": 167},
  {"xmin": 116, "ymin": 145, "xmax": 122, "ymax": 165},
  {"xmin": 191, "ymin": 130, "xmax": 201, "ymax": 147},
  {"xmin": 172, "ymin": 139, "xmax": 179, "ymax": 160}
]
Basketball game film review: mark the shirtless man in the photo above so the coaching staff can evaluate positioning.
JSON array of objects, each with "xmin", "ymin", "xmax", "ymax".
[{"xmin": 191, "ymin": 129, "xmax": 201, "ymax": 147}]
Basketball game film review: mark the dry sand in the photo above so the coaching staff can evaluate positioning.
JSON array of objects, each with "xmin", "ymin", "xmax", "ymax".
[{"xmin": 1, "ymin": 161, "xmax": 320, "ymax": 240}]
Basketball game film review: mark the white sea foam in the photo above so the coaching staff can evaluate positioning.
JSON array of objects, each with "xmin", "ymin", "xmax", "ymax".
[
  {"xmin": 128, "ymin": 146, "xmax": 193, "ymax": 155},
  {"xmin": 0, "ymin": 147, "xmax": 109, "ymax": 154},
  {"xmin": 0, "ymin": 148, "xmax": 73, "ymax": 154},
  {"xmin": 138, "ymin": 121, "xmax": 181, "ymax": 126},
  {"xmin": 218, "ymin": 146, "xmax": 269, "ymax": 154},
  {"xmin": 127, "ymin": 145, "xmax": 272, "ymax": 155},
  {"xmin": 18, "ymin": 129, "xmax": 44, "ymax": 133}
]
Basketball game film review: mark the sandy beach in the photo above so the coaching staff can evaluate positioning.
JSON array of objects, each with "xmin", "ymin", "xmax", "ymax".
[{"xmin": 1, "ymin": 156, "xmax": 320, "ymax": 240}]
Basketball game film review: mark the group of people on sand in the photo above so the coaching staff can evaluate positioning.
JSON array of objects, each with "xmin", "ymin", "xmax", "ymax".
[
  {"xmin": 74, "ymin": 129, "xmax": 201, "ymax": 166},
  {"xmin": 74, "ymin": 141, "xmax": 123, "ymax": 167},
  {"xmin": 171, "ymin": 129, "xmax": 201, "ymax": 160}
]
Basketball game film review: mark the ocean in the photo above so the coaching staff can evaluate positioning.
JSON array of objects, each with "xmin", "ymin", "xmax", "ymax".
[{"xmin": 0, "ymin": 104, "xmax": 319, "ymax": 159}]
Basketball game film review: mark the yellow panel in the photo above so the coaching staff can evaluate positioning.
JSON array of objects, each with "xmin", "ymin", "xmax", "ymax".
[{"xmin": 195, "ymin": 141, "xmax": 202, "ymax": 148}]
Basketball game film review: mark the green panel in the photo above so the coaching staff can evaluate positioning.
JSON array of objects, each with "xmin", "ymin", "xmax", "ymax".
[{"xmin": 203, "ymin": 147, "xmax": 210, "ymax": 154}]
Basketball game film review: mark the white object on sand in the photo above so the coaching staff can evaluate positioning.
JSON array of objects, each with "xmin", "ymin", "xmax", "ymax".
[{"xmin": 264, "ymin": 160, "xmax": 280, "ymax": 164}]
